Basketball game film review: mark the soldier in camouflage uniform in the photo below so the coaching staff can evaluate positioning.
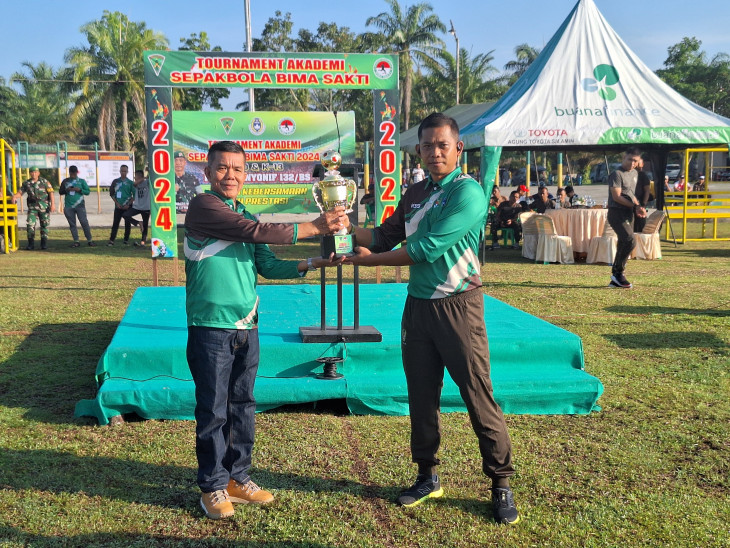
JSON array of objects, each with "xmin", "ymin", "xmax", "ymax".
[{"xmin": 13, "ymin": 167, "xmax": 56, "ymax": 250}]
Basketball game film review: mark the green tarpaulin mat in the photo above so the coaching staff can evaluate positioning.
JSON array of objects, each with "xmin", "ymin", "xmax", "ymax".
[{"xmin": 75, "ymin": 285, "xmax": 603, "ymax": 424}]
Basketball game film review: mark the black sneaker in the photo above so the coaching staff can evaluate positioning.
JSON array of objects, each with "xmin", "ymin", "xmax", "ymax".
[
  {"xmin": 396, "ymin": 474, "xmax": 443, "ymax": 508},
  {"xmin": 609, "ymin": 274, "xmax": 632, "ymax": 289},
  {"xmin": 491, "ymin": 487, "xmax": 519, "ymax": 525}
]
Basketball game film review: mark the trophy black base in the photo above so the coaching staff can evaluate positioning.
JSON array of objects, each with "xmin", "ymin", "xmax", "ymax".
[{"xmin": 299, "ymin": 325, "xmax": 382, "ymax": 343}]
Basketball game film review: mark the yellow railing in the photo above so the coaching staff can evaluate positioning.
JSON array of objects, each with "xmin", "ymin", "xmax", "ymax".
[
  {"xmin": 1, "ymin": 139, "xmax": 19, "ymax": 253},
  {"xmin": 663, "ymin": 147, "xmax": 730, "ymax": 243}
]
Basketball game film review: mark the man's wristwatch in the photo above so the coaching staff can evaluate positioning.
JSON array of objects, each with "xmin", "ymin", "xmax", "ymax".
[{"xmin": 307, "ymin": 257, "xmax": 317, "ymax": 271}]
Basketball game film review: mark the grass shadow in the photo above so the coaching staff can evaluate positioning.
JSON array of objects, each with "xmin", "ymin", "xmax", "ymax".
[
  {"xmin": 605, "ymin": 305, "xmax": 730, "ymax": 317},
  {"xmin": 604, "ymin": 330, "xmax": 728, "ymax": 351},
  {"xmin": 0, "ymin": 321, "xmax": 117, "ymax": 425}
]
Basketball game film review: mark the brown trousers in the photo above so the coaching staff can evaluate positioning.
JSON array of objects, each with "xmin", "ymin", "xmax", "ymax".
[{"xmin": 401, "ymin": 288, "xmax": 514, "ymax": 480}]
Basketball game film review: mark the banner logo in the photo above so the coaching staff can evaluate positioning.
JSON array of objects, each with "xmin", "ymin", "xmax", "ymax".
[
  {"xmin": 150, "ymin": 89, "xmax": 169, "ymax": 120},
  {"xmin": 278, "ymin": 117, "xmax": 296, "ymax": 136},
  {"xmin": 220, "ymin": 117, "xmax": 235, "ymax": 135},
  {"xmin": 581, "ymin": 64, "xmax": 620, "ymax": 101},
  {"xmin": 374, "ymin": 58, "xmax": 394, "ymax": 79},
  {"xmin": 627, "ymin": 128, "xmax": 642, "ymax": 141},
  {"xmin": 249, "ymin": 117, "xmax": 265, "ymax": 136},
  {"xmin": 148, "ymin": 54, "xmax": 166, "ymax": 77}
]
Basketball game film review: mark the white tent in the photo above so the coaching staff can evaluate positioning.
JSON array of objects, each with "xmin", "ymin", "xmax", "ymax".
[
  {"xmin": 455, "ymin": 0, "xmax": 730, "ymax": 199},
  {"xmin": 460, "ymin": 0, "xmax": 730, "ymax": 150}
]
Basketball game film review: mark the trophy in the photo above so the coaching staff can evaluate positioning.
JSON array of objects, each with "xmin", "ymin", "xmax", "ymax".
[
  {"xmin": 312, "ymin": 150, "xmax": 357, "ymax": 256},
  {"xmin": 299, "ymin": 149, "xmax": 381, "ymax": 347}
]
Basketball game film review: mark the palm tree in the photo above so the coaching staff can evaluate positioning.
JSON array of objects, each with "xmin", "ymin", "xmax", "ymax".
[
  {"xmin": 504, "ymin": 43, "xmax": 541, "ymax": 84},
  {"xmin": 65, "ymin": 11, "xmax": 168, "ymax": 151},
  {"xmin": 8, "ymin": 62, "xmax": 75, "ymax": 143},
  {"xmin": 366, "ymin": 0, "xmax": 445, "ymax": 131},
  {"xmin": 419, "ymin": 47, "xmax": 503, "ymax": 112}
]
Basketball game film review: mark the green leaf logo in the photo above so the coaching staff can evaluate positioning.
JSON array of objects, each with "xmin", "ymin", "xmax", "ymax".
[{"xmin": 581, "ymin": 64, "xmax": 620, "ymax": 101}]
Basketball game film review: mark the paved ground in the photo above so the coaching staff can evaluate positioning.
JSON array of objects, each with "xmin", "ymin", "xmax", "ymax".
[
  {"xmin": 29, "ymin": 181, "xmax": 728, "ymax": 230},
  {"xmin": 39, "ymin": 184, "xmax": 616, "ymax": 229}
]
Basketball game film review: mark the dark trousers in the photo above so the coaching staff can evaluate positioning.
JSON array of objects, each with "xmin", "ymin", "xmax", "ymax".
[
  {"xmin": 123, "ymin": 208, "xmax": 150, "ymax": 242},
  {"xmin": 187, "ymin": 326, "xmax": 259, "ymax": 493},
  {"xmin": 607, "ymin": 207, "xmax": 635, "ymax": 277},
  {"xmin": 633, "ymin": 214, "xmax": 646, "ymax": 234},
  {"xmin": 401, "ymin": 289, "xmax": 514, "ymax": 480},
  {"xmin": 64, "ymin": 202, "xmax": 93, "ymax": 242},
  {"xmin": 109, "ymin": 207, "xmax": 133, "ymax": 243}
]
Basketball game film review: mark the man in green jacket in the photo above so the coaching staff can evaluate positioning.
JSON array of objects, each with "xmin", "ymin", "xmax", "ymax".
[
  {"xmin": 185, "ymin": 140, "xmax": 345, "ymax": 520},
  {"xmin": 60, "ymin": 166, "xmax": 96, "ymax": 247},
  {"xmin": 344, "ymin": 113, "xmax": 519, "ymax": 525}
]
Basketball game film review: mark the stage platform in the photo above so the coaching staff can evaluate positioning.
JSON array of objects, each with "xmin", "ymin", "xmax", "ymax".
[{"xmin": 75, "ymin": 284, "xmax": 603, "ymax": 425}]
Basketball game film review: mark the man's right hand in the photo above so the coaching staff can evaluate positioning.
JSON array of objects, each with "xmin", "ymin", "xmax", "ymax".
[{"xmin": 314, "ymin": 206, "xmax": 348, "ymax": 235}]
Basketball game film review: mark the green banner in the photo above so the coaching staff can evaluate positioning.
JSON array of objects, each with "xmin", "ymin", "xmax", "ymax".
[
  {"xmin": 145, "ymin": 86, "xmax": 177, "ymax": 258},
  {"xmin": 172, "ymin": 111, "xmax": 355, "ymax": 214},
  {"xmin": 598, "ymin": 127, "xmax": 730, "ymax": 145},
  {"xmin": 145, "ymin": 51, "xmax": 399, "ymax": 90},
  {"xmin": 373, "ymin": 89, "xmax": 401, "ymax": 225}
]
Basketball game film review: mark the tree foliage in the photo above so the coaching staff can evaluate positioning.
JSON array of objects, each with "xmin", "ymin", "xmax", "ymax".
[
  {"xmin": 656, "ymin": 37, "xmax": 730, "ymax": 117},
  {"xmin": 366, "ymin": 0, "xmax": 445, "ymax": 132},
  {"xmin": 64, "ymin": 11, "xmax": 168, "ymax": 151},
  {"xmin": 4, "ymin": 63, "xmax": 75, "ymax": 143},
  {"xmin": 176, "ymin": 32, "xmax": 230, "ymax": 111}
]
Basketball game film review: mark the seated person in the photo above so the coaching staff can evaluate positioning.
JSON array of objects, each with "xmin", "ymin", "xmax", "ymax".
[
  {"xmin": 556, "ymin": 187, "xmax": 571, "ymax": 209},
  {"xmin": 359, "ymin": 185, "xmax": 375, "ymax": 206},
  {"xmin": 692, "ymin": 175, "xmax": 705, "ymax": 192},
  {"xmin": 530, "ymin": 186, "xmax": 556, "ymax": 213},
  {"xmin": 674, "ymin": 176, "xmax": 686, "ymax": 192},
  {"xmin": 491, "ymin": 185, "xmax": 507, "ymax": 206},
  {"xmin": 491, "ymin": 190, "xmax": 522, "ymax": 249},
  {"xmin": 663, "ymin": 175, "xmax": 671, "ymax": 192},
  {"xmin": 565, "ymin": 185, "xmax": 578, "ymax": 206}
]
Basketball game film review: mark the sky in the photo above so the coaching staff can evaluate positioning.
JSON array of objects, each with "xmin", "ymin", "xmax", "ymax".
[{"xmin": 1, "ymin": 0, "xmax": 728, "ymax": 110}]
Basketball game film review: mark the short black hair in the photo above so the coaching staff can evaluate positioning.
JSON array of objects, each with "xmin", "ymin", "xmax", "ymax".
[
  {"xmin": 565, "ymin": 185, "xmax": 574, "ymax": 194},
  {"xmin": 135, "ymin": 169, "xmax": 144, "ymax": 177},
  {"xmin": 625, "ymin": 146, "xmax": 642, "ymax": 157},
  {"xmin": 417, "ymin": 112, "xmax": 460, "ymax": 142},
  {"xmin": 208, "ymin": 141, "xmax": 247, "ymax": 164},
  {"xmin": 509, "ymin": 190, "xmax": 519, "ymax": 198},
  {"xmin": 69, "ymin": 165, "xmax": 78, "ymax": 173}
]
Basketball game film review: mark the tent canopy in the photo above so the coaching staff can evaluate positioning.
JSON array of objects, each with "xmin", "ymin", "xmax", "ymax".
[
  {"xmin": 400, "ymin": 102, "xmax": 494, "ymax": 154},
  {"xmin": 459, "ymin": 0, "xmax": 730, "ymax": 151}
]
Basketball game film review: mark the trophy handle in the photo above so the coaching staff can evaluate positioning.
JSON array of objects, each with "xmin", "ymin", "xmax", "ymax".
[
  {"xmin": 345, "ymin": 179, "xmax": 357, "ymax": 213},
  {"xmin": 311, "ymin": 180, "xmax": 325, "ymax": 213}
]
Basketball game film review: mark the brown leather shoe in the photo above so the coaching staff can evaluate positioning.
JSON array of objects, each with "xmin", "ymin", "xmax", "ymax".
[
  {"xmin": 200, "ymin": 489, "xmax": 234, "ymax": 519},
  {"xmin": 227, "ymin": 478, "xmax": 274, "ymax": 504}
]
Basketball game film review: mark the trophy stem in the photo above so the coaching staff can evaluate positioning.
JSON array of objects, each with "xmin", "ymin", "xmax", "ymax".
[
  {"xmin": 354, "ymin": 265, "xmax": 360, "ymax": 330},
  {"xmin": 320, "ymin": 260, "xmax": 326, "ymax": 331},
  {"xmin": 337, "ymin": 265, "xmax": 343, "ymax": 330}
]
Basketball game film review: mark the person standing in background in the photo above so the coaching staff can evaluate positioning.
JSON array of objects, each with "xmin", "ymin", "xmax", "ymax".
[
  {"xmin": 107, "ymin": 165, "xmax": 136, "ymax": 246},
  {"xmin": 13, "ymin": 167, "xmax": 55, "ymax": 250},
  {"xmin": 59, "ymin": 166, "xmax": 95, "ymax": 247},
  {"xmin": 123, "ymin": 169, "xmax": 151, "ymax": 247}
]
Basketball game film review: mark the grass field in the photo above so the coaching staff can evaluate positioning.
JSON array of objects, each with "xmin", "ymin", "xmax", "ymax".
[{"xmin": 0, "ymin": 225, "xmax": 728, "ymax": 547}]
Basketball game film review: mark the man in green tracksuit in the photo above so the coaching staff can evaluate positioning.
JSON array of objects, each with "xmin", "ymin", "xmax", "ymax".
[
  {"xmin": 344, "ymin": 113, "xmax": 519, "ymax": 525},
  {"xmin": 59, "ymin": 165, "xmax": 96, "ymax": 247},
  {"xmin": 185, "ymin": 140, "xmax": 345, "ymax": 520}
]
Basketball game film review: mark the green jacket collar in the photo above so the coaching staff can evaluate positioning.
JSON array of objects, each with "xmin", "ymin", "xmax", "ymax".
[{"xmin": 429, "ymin": 166, "xmax": 463, "ymax": 189}]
